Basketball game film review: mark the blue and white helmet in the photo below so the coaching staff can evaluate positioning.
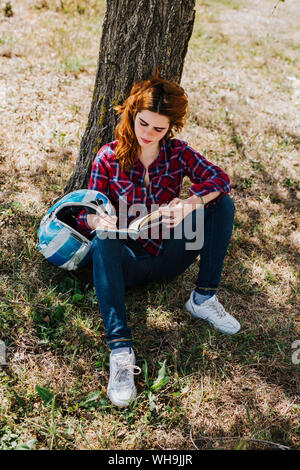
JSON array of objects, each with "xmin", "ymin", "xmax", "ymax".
[{"xmin": 37, "ymin": 189, "xmax": 115, "ymax": 270}]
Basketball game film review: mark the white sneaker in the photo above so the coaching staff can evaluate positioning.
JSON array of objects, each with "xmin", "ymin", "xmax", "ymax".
[
  {"xmin": 107, "ymin": 347, "xmax": 141, "ymax": 407},
  {"xmin": 185, "ymin": 292, "xmax": 240, "ymax": 335}
]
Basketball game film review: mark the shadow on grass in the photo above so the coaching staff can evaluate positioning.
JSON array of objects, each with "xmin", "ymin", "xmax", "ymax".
[
  {"xmin": 24, "ymin": 201, "xmax": 299, "ymax": 399},
  {"xmin": 1, "ymin": 203, "xmax": 299, "ymax": 449}
]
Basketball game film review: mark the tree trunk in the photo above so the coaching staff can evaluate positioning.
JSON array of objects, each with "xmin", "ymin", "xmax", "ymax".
[{"xmin": 65, "ymin": 0, "xmax": 196, "ymax": 193}]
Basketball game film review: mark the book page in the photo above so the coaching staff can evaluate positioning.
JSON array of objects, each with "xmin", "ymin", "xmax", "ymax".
[{"xmin": 129, "ymin": 209, "xmax": 162, "ymax": 231}]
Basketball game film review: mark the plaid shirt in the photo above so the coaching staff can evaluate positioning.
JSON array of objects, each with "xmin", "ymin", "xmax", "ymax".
[{"xmin": 76, "ymin": 138, "xmax": 232, "ymax": 256}]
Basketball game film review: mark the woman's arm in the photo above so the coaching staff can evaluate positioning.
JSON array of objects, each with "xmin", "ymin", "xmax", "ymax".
[
  {"xmin": 182, "ymin": 143, "xmax": 231, "ymax": 201},
  {"xmin": 76, "ymin": 147, "xmax": 112, "ymax": 233},
  {"xmin": 160, "ymin": 192, "xmax": 220, "ymax": 228},
  {"xmin": 160, "ymin": 141, "xmax": 231, "ymax": 227},
  {"xmin": 181, "ymin": 191, "xmax": 221, "ymax": 208}
]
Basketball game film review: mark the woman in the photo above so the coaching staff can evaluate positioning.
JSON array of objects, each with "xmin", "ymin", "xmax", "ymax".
[{"xmin": 76, "ymin": 69, "xmax": 240, "ymax": 407}]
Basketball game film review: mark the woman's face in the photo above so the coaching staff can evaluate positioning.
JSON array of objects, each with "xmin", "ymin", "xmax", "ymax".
[{"xmin": 134, "ymin": 110, "xmax": 170, "ymax": 150}]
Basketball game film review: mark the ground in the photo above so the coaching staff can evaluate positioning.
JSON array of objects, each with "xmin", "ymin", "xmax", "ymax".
[{"xmin": 0, "ymin": 0, "xmax": 299, "ymax": 450}]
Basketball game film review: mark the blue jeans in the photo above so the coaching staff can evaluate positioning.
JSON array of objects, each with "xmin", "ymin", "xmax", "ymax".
[{"xmin": 79, "ymin": 195, "xmax": 235, "ymax": 350}]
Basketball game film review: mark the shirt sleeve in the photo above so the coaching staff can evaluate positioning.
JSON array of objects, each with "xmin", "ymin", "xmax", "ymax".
[
  {"xmin": 76, "ymin": 148, "xmax": 110, "ymax": 234},
  {"xmin": 182, "ymin": 143, "xmax": 232, "ymax": 200}
]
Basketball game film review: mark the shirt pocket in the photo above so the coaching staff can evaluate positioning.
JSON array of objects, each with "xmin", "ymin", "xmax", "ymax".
[
  {"xmin": 151, "ymin": 174, "xmax": 177, "ymax": 203},
  {"xmin": 110, "ymin": 177, "xmax": 134, "ymax": 200}
]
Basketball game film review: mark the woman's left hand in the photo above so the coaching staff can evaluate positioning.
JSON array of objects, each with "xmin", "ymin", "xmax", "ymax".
[{"xmin": 159, "ymin": 198, "xmax": 194, "ymax": 228}]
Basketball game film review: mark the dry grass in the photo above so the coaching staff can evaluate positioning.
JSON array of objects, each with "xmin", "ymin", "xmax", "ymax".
[{"xmin": 0, "ymin": 0, "xmax": 299, "ymax": 450}]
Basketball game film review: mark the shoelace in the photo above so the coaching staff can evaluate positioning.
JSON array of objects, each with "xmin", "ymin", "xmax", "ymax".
[
  {"xmin": 208, "ymin": 297, "xmax": 227, "ymax": 318},
  {"xmin": 114, "ymin": 359, "xmax": 141, "ymax": 383}
]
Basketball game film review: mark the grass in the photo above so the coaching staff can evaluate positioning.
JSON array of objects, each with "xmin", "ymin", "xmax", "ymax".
[{"xmin": 0, "ymin": 0, "xmax": 299, "ymax": 450}]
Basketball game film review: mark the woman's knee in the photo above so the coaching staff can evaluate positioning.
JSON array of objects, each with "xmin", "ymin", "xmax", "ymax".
[
  {"xmin": 209, "ymin": 195, "xmax": 235, "ymax": 241},
  {"xmin": 219, "ymin": 194, "xmax": 235, "ymax": 216},
  {"xmin": 208, "ymin": 195, "xmax": 235, "ymax": 225}
]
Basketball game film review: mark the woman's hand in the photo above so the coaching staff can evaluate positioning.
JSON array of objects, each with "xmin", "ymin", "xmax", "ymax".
[
  {"xmin": 86, "ymin": 213, "xmax": 118, "ymax": 231},
  {"xmin": 159, "ymin": 195, "xmax": 206, "ymax": 228},
  {"xmin": 159, "ymin": 198, "xmax": 193, "ymax": 228}
]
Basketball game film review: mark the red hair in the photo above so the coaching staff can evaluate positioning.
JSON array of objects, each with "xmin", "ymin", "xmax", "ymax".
[{"xmin": 114, "ymin": 68, "xmax": 188, "ymax": 172}]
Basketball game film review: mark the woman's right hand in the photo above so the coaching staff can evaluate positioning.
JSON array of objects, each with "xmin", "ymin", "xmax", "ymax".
[{"xmin": 86, "ymin": 213, "xmax": 118, "ymax": 231}]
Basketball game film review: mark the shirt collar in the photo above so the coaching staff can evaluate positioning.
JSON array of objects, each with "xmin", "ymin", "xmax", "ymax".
[
  {"xmin": 132, "ymin": 139, "xmax": 169, "ymax": 172},
  {"xmin": 155, "ymin": 139, "xmax": 169, "ymax": 168}
]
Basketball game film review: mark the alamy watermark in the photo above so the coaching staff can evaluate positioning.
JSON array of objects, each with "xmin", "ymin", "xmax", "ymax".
[
  {"xmin": 0, "ymin": 340, "xmax": 7, "ymax": 366},
  {"xmin": 291, "ymin": 340, "xmax": 300, "ymax": 365},
  {"xmin": 97, "ymin": 199, "xmax": 204, "ymax": 251}
]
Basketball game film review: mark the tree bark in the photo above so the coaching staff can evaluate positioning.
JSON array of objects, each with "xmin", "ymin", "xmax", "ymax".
[{"xmin": 65, "ymin": 0, "xmax": 196, "ymax": 193}]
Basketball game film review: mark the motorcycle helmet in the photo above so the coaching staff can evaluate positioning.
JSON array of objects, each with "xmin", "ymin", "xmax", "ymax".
[{"xmin": 37, "ymin": 189, "xmax": 115, "ymax": 270}]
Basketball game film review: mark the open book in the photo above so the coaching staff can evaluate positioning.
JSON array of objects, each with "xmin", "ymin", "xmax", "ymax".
[{"xmin": 95, "ymin": 209, "xmax": 163, "ymax": 237}]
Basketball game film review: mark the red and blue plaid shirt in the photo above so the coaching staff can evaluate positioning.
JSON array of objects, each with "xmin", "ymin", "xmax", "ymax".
[{"xmin": 76, "ymin": 138, "xmax": 232, "ymax": 256}]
